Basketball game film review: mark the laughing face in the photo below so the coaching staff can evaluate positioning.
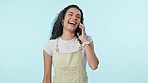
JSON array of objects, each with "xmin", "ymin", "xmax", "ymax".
[{"xmin": 62, "ymin": 7, "xmax": 81, "ymax": 33}]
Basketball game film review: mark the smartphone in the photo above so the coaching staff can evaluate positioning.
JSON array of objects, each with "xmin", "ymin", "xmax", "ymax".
[{"xmin": 76, "ymin": 27, "xmax": 82, "ymax": 36}]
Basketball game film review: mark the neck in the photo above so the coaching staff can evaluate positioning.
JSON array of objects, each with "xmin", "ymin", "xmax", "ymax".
[{"xmin": 61, "ymin": 30, "xmax": 75, "ymax": 40}]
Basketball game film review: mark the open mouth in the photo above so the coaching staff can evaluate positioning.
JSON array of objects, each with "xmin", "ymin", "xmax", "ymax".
[{"xmin": 68, "ymin": 21, "xmax": 77, "ymax": 26}]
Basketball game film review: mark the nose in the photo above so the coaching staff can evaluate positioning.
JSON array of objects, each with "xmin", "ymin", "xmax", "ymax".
[{"xmin": 72, "ymin": 15, "xmax": 77, "ymax": 20}]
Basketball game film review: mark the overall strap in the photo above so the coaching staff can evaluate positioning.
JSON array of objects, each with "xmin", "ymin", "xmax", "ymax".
[
  {"xmin": 77, "ymin": 39, "xmax": 83, "ymax": 51},
  {"xmin": 55, "ymin": 38, "xmax": 59, "ymax": 53}
]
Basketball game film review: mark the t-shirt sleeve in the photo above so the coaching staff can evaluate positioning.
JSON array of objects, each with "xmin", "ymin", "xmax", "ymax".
[
  {"xmin": 43, "ymin": 40, "xmax": 54, "ymax": 56},
  {"xmin": 86, "ymin": 35, "xmax": 93, "ymax": 43}
]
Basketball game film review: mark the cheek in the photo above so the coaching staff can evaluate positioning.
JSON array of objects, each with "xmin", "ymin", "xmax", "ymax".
[
  {"xmin": 78, "ymin": 19, "xmax": 81, "ymax": 23},
  {"xmin": 63, "ymin": 20, "xmax": 67, "ymax": 26},
  {"xmin": 63, "ymin": 18, "xmax": 69, "ymax": 23},
  {"xmin": 77, "ymin": 21, "xmax": 81, "ymax": 25},
  {"xmin": 62, "ymin": 19, "xmax": 67, "ymax": 25}
]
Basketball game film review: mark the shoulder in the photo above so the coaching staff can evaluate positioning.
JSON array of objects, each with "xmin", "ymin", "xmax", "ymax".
[
  {"xmin": 44, "ymin": 39, "xmax": 56, "ymax": 47},
  {"xmin": 43, "ymin": 39, "xmax": 57, "ymax": 56}
]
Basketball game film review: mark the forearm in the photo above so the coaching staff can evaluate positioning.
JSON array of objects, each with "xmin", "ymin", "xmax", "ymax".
[
  {"xmin": 43, "ymin": 50, "xmax": 52, "ymax": 83},
  {"xmin": 84, "ymin": 43, "xmax": 99, "ymax": 70},
  {"xmin": 43, "ymin": 75, "xmax": 51, "ymax": 83}
]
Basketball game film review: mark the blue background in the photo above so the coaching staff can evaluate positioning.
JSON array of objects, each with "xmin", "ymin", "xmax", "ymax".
[{"xmin": 0, "ymin": 0, "xmax": 148, "ymax": 83}]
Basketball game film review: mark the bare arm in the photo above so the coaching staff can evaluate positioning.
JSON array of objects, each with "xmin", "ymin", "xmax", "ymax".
[
  {"xmin": 84, "ymin": 41, "xmax": 99, "ymax": 70},
  {"xmin": 42, "ymin": 50, "xmax": 52, "ymax": 83},
  {"xmin": 78, "ymin": 23, "xmax": 99, "ymax": 70}
]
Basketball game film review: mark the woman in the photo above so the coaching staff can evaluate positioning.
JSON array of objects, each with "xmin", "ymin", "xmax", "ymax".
[{"xmin": 43, "ymin": 4, "xmax": 99, "ymax": 83}]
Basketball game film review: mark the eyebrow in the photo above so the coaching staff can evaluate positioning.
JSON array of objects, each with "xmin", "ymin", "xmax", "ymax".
[{"xmin": 67, "ymin": 11, "xmax": 81, "ymax": 16}]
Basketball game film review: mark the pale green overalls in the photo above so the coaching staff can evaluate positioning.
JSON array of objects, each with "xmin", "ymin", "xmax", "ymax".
[{"xmin": 53, "ymin": 38, "xmax": 88, "ymax": 83}]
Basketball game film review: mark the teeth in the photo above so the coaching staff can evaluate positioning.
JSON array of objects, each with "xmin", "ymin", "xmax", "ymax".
[{"xmin": 69, "ymin": 21, "xmax": 76, "ymax": 24}]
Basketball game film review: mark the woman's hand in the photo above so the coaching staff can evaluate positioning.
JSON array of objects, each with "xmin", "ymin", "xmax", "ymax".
[{"xmin": 77, "ymin": 23, "xmax": 87, "ymax": 42}]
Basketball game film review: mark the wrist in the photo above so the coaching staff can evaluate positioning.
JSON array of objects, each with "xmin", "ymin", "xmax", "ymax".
[
  {"xmin": 82, "ymin": 41, "xmax": 90, "ymax": 47},
  {"xmin": 81, "ymin": 39, "xmax": 87, "ymax": 43}
]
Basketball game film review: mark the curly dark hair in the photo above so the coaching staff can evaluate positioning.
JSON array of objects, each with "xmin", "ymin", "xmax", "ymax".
[{"xmin": 50, "ymin": 4, "xmax": 84, "ymax": 40}]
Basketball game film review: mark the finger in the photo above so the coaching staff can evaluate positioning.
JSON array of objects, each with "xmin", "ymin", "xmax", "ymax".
[
  {"xmin": 79, "ymin": 23, "xmax": 84, "ymax": 29},
  {"xmin": 77, "ymin": 33, "xmax": 80, "ymax": 37}
]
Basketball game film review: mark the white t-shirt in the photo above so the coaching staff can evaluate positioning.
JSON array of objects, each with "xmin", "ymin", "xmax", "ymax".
[{"xmin": 43, "ymin": 35, "xmax": 93, "ymax": 69}]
